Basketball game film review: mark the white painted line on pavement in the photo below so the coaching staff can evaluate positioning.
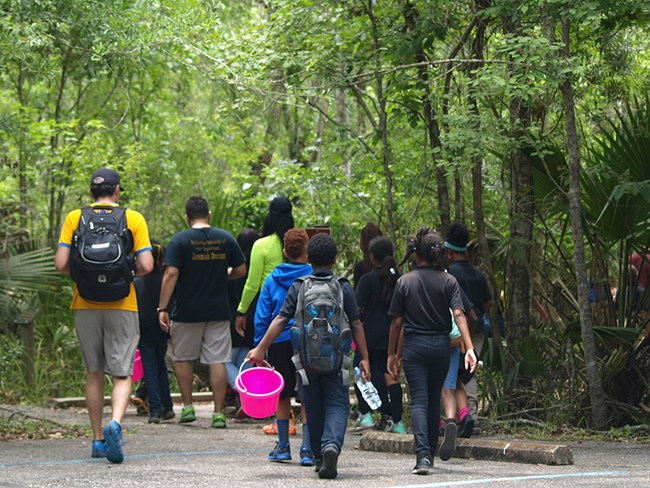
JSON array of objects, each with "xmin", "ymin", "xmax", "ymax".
[{"xmin": 388, "ymin": 470, "xmax": 626, "ymax": 488}]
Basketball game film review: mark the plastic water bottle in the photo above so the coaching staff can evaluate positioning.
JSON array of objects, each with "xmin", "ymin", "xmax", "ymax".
[{"xmin": 354, "ymin": 367, "xmax": 382, "ymax": 410}]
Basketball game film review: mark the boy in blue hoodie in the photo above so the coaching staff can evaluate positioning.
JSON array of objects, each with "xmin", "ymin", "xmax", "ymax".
[
  {"xmin": 254, "ymin": 228, "xmax": 314, "ymax": 465},
  {"xmin": 249, "ymin": 233, "xmax": 371, "ymax": 480}
]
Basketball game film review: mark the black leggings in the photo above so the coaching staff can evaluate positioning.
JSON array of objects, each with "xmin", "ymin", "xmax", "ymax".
[{"xmin": 402, "ymin": 334, "xmax": 450, "ymax": 459}]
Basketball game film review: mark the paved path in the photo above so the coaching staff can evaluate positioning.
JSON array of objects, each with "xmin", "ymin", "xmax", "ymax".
[{"xmin": 1, "ymin": 404, "xmax": 648, "ymax": 487}]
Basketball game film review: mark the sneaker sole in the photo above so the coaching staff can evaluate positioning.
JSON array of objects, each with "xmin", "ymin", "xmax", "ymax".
[
  {"xmin": 268, "ymin": 456, "xmax": 292, "ymax": 462},
  {"xmin": 300, "ymin": 457, "xmax": 315, "ymax": 466},
  {"xmin": 439, "ymin": 421, "xmax": 457, "ymax": 461},
  {"xmin": 459, "ymin": 417, "xmax": 475, "ymax": 438},
  {"xmin": 318, "ymin": 448, "xmax": 338, "ymax": 479},
  {"xmin": 103, "ymin": 422, "xmax": 124, "ymax": 464},
  {"xmin": 412, "ymin": 466, "xmax": 430, "ymax": 475},
  {"xmin": 351, "ymin": 423, "xmax": 375, "ymax": 433}
]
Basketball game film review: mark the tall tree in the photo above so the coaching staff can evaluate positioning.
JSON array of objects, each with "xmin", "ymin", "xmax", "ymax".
[
  {"xmin": 502, "ymin": 11, "xmax": 535, "ymax": 361},
  {"xmin": 555, "ymin": 12, "xmax": 609, "ymax": 429}
]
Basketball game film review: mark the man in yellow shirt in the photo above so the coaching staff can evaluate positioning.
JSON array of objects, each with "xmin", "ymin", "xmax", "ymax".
[{"xmin": 55, "ymin": 168, "xmax": 153, "ymax": 464}]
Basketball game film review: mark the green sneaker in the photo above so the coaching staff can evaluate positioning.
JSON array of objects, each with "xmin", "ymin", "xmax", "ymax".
[
  {"xmin": 211, "ymin": 412, "xmax": 226, "ymax": 429},
  {"xmin": 179, "ymin": 405, "xmax": 196, "ymax": 423},
  {"xmin": 386, "ymin": 420, "xmax": 407, "ymax": 434},
  {"xmin": 356, "ymin": 412, "xmax": 374, "ymax": 430}
]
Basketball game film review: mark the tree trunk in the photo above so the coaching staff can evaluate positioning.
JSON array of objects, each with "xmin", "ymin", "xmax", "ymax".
[
  {"xmin": 400, "ymin": 0, "xmax": 451, "ymax": 228},
  {"xmin": 558, "ymin": 17, "xmax": 608, "ymax": 429},
  {"xmin": 335, "ymin": 87, "xmax": 351, "ymax": 176},
  {"xmin": 500, "ymin": 12, "xmax": 534, "ymax": 362},
  {"xmin": 365, "ymin": 2, "xmax": 397, "ymax": 245},
  {"xmin": 505, "ymin": 133, "xmax": 534, "ymax": 358},
  {"xmin": 468, "ymin": 1, "xmax": 504, "ymax": 353}
]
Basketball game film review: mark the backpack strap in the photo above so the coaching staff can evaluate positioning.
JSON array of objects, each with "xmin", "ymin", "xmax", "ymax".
[
  {"xmin": 292, "ymin": 275, "xmax": 312, "ymax": 386},
  {"xmin": 334, "ymin": 275, "xmax": 352, "ymax": 386},
  {"xmin": 292, "ymin": 354, "xmax": 309, "ymax": 386}
]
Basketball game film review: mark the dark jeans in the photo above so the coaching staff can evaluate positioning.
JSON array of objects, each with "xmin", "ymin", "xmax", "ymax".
[
  {"xmin": 302, "ymin": 372, "xmax": 350, "ymax": 458},
  {"xmin": 138, "ymin": 338, "xmax": 173, "ymax": 416},
  {"xmin": 402, "ymin": 334, "xmax": 450, "ymax": 460}
]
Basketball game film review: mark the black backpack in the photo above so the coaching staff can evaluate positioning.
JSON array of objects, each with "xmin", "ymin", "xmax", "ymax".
[
  {"xmin": 69, "ymin": 205, "xmax": 135, "ymax": 302},
  {"xmin": 290, "ymin": 274, "xmax": 352, "ymax": 385}
]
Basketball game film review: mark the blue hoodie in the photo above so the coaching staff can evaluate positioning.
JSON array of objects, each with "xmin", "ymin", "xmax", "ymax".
[{"xmin": 253, "ymin": 262, "xmax": 313, "ymax": 345}]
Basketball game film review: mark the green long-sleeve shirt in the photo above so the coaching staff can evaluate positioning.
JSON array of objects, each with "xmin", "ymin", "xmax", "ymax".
[{"xmin": 236, "ymin": 233, "xmax": 283, "ymax": 314}]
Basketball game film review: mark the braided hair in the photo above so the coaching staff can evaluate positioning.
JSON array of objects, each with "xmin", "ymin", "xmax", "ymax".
[{"xmin": 399, "ymin": 227, "xmax": 445, "ymax": 270}]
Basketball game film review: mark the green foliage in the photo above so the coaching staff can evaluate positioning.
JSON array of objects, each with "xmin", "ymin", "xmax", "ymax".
[
  {"xmin": 1, "ymin": 0, "xmax": 649, "ymax": 427},
  {"xmin": 0, "ymin": 321, "xmax": 86, "ymax": 403},
  {"xmin": 0, "ymin": 247, "xmax": 62, "ymax": 330}
]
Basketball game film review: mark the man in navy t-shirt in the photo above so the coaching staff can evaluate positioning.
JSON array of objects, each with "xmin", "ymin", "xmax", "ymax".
[{"xmin": 158, "ymin": 196, "xmax": 246, "ymax": 429}]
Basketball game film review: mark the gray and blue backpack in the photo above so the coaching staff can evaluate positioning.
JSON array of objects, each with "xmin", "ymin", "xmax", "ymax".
[{"xmin": 290, "ymin": 274, "xmax": 352, "ymax": 385}]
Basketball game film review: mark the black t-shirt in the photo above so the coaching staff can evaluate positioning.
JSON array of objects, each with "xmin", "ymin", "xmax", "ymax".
[
  {"xmin": 165, "ymin": 227, "xmax": 246, "ymax": 322},
  {"xmin": 353, "ymin": 260, "xmax": 368, "ymax": 290},
  {"xmin": 355, "ymin": 267, "xmax": 390, "ymax": 350},
  {"xmin": 134, "ymin": 270, "xmax": 170, "ymax": 343},
  {"xmin": 279, "ymin": 271, "xmax": 360, "ymax": 322},
  {"xmin": 448, "ymin": 260, "xmax": 491, "ymax": 334},
  {"xmin": 388, "ymin": 265, "xmax": 463, "ymax": 336}
]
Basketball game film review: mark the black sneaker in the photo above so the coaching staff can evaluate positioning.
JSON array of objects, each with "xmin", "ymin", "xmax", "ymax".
[
  {"xmin": 412, "ymin": 455, "xmax": 432, "ymax": 475},
  {"xmin": 439, "ymin": 419, "xmax": 457, "ymax": 461},
  {"xmin": 148, "ymin": 414, "xmax": 161, "ymax": 424},
  {"xmin": 314, "ymin": 458, "xmax": 323, "ymax": 473},
  {"xmin": 458, "ymin": 415, "xmax": 475, "ymax": 438},
  {"xmin": 318, "ymin": 446, "xmax": 339, "ymax": 479}
]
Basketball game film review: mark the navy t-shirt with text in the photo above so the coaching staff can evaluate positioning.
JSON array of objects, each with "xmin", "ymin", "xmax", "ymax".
[{"xmin": 165, "ymin": 227, "xmax": 246, "ymax": 323}]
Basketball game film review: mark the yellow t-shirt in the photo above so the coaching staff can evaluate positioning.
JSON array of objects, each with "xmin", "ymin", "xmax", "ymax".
[{"xmin": 58, "ymin": 203, "xmax": 152, "ymax": 311}]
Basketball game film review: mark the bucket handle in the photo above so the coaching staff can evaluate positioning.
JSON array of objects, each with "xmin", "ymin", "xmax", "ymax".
[{"xmin": 236, "ymin": 359, "xmax": 273, "ymax": 394}]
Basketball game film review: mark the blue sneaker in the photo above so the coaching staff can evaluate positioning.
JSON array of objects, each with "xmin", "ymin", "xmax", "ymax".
[
  {"xmin": 268, "ymin": 442, "xmax": 291, "ymax": 462},
  {"xmin": 103, "ymin": 420, "xmax": 125, "ymax": 464},
  {"xmin": 91, "ymin": 440, "xmax": 106, "ymax": 458},
  {"xmin": 300, "ymin": 446, "xmax": 315, "ymax": 466}
]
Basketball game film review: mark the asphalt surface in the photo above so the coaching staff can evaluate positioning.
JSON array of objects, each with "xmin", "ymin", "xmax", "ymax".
[{"xmin": 1, "ymin": 403, "xmax": 649, "ymax": 487}]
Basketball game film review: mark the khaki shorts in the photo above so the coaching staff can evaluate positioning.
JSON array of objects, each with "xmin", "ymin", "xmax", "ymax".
[
  {"xmin": 170, "ymin": 320, "xmax": 231, "ymax": 364},
  {"xmin": 74, "ymin": 309, "xmax": 139, "ymax": 376}
]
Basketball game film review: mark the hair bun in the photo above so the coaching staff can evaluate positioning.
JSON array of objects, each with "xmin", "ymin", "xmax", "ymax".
[{"xmin": 269, "ymin": 196, "xmax": 292, "ymax": 214}]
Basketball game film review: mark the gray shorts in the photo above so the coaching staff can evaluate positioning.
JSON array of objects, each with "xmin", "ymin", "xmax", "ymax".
[
  {"xmin": 74, "ymin": 309, "xmax": 139, "ymax": 376},
  {"xmin": 170, "ymin": 320, "xmax": 231, "ymax": 364}
]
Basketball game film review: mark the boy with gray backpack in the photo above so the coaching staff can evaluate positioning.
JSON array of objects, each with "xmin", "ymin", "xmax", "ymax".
[{"xmin": 248, "ymin": 233, "xmax": 371, "ymax": 479}]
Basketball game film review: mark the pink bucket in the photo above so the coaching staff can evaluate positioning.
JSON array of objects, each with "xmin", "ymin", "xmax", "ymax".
[
  {"xmin": 235, "ymin": 360, "xmax": 284, "ymax": 418},
  {"xmin": 132, "ymin": 349, "xmax": 144, "ymax": 382}
]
